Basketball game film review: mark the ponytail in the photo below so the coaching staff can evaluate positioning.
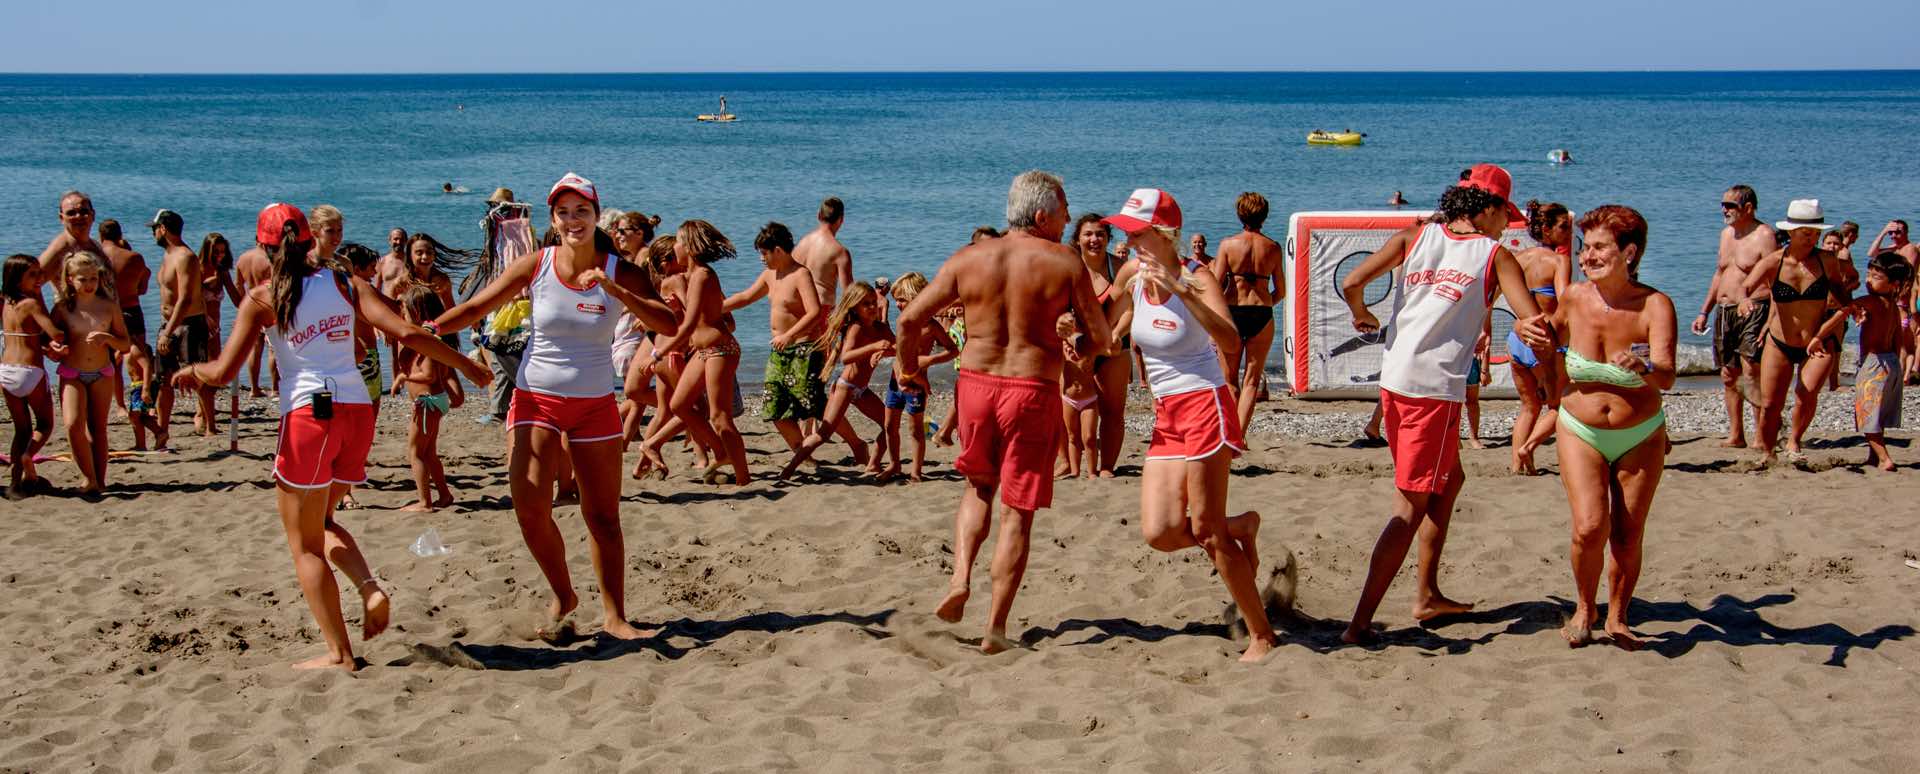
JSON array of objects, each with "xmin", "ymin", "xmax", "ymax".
[{"xmin": 269, "ymin": 222, "xmax": 318, "ymax": 333}]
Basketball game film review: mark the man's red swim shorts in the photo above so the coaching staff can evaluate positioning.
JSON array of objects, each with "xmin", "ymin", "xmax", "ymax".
[{"xmin": 953, "ymin": 369, "xmax": 1061, "ymax": 511}]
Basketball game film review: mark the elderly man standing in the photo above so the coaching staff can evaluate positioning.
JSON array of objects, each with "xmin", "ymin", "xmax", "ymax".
[{"xmin": 896, "ymin": 171, "xmax": 1111, "ymax": 654}]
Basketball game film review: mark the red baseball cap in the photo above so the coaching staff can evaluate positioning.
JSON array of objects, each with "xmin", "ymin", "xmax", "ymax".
[
  {"xmin": 547, "ymin": 172, "xmax": 598, "ymax": 207},
  {"xmin": 255, "ymin": 202, "xmax": 312, "ymax": 247},
  {"xmin": 1459, "ymin": 164, "xmax": 1525, "ymax": 221},
  {"xmin": 1101, "ymin": 188, "xmax": 1182, "ymax": 233}
]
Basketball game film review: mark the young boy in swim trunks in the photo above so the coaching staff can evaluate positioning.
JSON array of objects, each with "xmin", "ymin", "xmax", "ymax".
[
  {"xmin": 1816, "ymin": 252, "xmax": 1912, "ymax": 471},
  {"xmin": 882, "ymin": 273, "xmax": 956, "ymax": 482}
]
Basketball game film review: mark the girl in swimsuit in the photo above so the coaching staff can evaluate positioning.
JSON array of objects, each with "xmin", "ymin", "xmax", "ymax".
[
  {"xmin": 1740, "ymin": 201, "xmax": 1852, "ymax": 465},
  {"xmin": 1055, "ymin": 313, "xmax": 1100, "ymax": 480},
  {"xmin": 1508, "ymin": 200, "xmax": 1575, "ymax": 474},
  {"xmin": 198, "ymin": 233, "xmax": 242, "ymax": 436},
  {"xmin": 1210, "ymin": 192, "xmax": 1285, "ymax": 433},
  {"xmin": 1551, "ymin": 205, "xmax": 1675, "ymax": 650},
  {"xmin": 52, "ymin": 252, "xmax": 131, "ymax": 497},
  {"xmin": 404, "ymin": 232, "xmax": 478, "ymax": 350},
  {"xmin": 2, "ymin": 255, "xmax": 66, "ymax": 499},
  {"xmin": 610, "ymin": 211, "xmax": 663, "ymax": 448},
  {"xmin": 1073, "ymin": 212, "xmax": 1131, "ymax": 477},
  {"xmin": 397, "ymin": 286, "xmax": 462, "ymax": 512},
  {"xmin": 779, "ymin": 282, "xmax": 893, "ymax": 479},
  {"xmin": 628, "ymin": 236, "xmax": 723, "ymax": 478},
  {"xmin": 641, "ymin": 220, "xmax": 750, "ymax": 485}
]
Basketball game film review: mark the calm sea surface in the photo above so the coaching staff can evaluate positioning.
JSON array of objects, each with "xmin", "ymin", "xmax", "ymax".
[{"xmin": 4, "ymin": 71, "xmax": 1918, "ymax": 380}]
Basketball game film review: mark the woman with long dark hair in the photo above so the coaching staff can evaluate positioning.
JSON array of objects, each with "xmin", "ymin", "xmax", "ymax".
[
  {"xmin": 172, "ymin": 204, "xmax": 489, "ymax": 669},
  {"xmin": 432, "ymin": 174, "xmax": 678, "ymax": 639},
  {"xmin": 1072, "ymin": 212, "xmax": 1130, "ymax": 477}
]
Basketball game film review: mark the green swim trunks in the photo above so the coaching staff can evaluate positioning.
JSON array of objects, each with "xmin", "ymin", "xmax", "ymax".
[{"xmin": 763, "ymin": 343, "xmax": 827, "ymax": 422}]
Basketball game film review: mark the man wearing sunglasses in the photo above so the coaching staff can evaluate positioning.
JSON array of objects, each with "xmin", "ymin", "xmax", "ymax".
[
  {"xmin": 1691, "ymin": 184, "xmax": 1776, "ymax": 448},
  {"xmin": 38, "ymin": 190, "xmax": 105, "ymax": 274}
]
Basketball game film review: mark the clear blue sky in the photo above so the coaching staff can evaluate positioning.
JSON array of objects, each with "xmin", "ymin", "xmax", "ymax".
[{"xmin": 8, "ymin": 0, "xmax": 1919, "ymax": 72}]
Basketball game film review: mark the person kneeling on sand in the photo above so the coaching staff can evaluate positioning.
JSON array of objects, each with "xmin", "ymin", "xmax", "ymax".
[
  {"xmin": 1551, "ymin": 205, "xmax": 1674, "ymax": 650},
  {"xmin": 896, "ymin": 170, "xmax": 1111, "ymax": 654},
  {"xmin": 173, "ymin": 203, "xmax": 491, "ymax": 670},
  {"xmin": 1101, "ymin": 188, "xmax": 1276, "ymax": 662}
]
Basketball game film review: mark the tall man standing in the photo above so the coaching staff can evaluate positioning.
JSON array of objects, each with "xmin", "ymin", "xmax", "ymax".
[
  {"xmin": 1338, "ymin": 165, "xmax": 1549, "ymax": 645},
  {"xmin": 896, "ymin": 171, "xmax": 1111, "ymax": 654},
  {"xmin": 794, "ymin": 197, "xmax": 855, "ymax": 308},
  {"xmin": 150, "ymin": 209, "xmax": 210, "ymax": 448},
  {"xmin": 1690, "ymin": 185, "xmax": 1776, "ymax": 448}
]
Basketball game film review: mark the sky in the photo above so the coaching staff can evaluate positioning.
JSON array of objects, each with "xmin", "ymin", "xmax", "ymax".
[{"xmin": 6, "ymin": 0, "xmax": 1919, "ymax": 73}]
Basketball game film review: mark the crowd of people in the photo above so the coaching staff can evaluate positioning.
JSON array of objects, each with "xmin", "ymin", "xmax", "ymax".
[{"xmin": 2, "ymin": 167, "xmax": 1913, "ymax": 669}]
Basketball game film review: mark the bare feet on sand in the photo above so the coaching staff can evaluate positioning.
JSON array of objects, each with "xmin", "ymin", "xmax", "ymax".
[
  {"xmin": 361, "ymin": 583, "xmax": 390, "ymax": 640},
  {"xmin": 1239, "ymin": 636, "xmax": 1277, "ymax": 663},
  {"xmin": 1561, "ymin": 613, "xmax": 1599, "ymax": 648},
  {"xmin": 980, "ymin": 631, "xmax": 1017, "ymax": 655},
  {"xmin": 600, "ymin": 618, "xmax": 658, "ymax": 640},
  {"xmin": 536, "ymin": 590, "xmax": 581, "ymax": 640},
  {"xmin": 1511, "ymin": 448, "xmax": 1537, "ymax": 476},
  {"xmin": 1340, "ymin": 623, "xmax": 1379, "ymax": 646},
  {"xmin": 397, "ymin": 501, "xmax": 435, "ymax": 513},
  {"xmin": 935, "ymin": 584, "xmax": 969, "ymax": 623},
  {"xmin": 1603, "ymin": 618, "xmax": 1643, "ymax": 651},
  {"xmin": 1718, "ymin": 435, "xmax": 1747, "ymax": 449},
  {"xmin": 292, "ymin": 652, "xmax": 357, "ymax": 671},
  {"xmin": 1412, "ymin": 594, "xmax": 1474, "ymax": 623}
]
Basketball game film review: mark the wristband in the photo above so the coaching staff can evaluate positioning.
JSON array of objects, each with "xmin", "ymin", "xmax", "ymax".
[{"xmin": 422, "ymin": 320, "xmax": 441, "ymax": 337}]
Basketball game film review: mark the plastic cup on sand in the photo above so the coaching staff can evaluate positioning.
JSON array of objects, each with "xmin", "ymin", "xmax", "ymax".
[{"xmin": 410, "ymin": 528, "xmax": 452, "ymax": 558}]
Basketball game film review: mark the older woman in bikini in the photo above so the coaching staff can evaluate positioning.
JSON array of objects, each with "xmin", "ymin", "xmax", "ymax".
[{"xmin": 1552, "ymin": 205, "xmax": 1675, "ymax": 650}]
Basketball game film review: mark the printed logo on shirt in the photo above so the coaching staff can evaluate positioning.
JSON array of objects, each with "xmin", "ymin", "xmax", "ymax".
[
  {"xmin": 287, "ymin": 313, "xmax": 352, "ymax": 349},
  {"xmin": 1152, "ymin": 319, "xmax": 1177, "ymax": 331},
  {"xmin": 1405, "ymin": 267, "xmax": 1478, "ymax": 305},
  {"xmin": 577, "ymin": 303, "xmax": 606, "ymax": 315},
  {"xmin": 326, "ymin": 329, "xmax": 351, "ymax": 341}
]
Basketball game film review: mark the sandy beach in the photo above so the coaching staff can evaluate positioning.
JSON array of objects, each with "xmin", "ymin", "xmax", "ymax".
[{"xmin": 4, "ymin": 387, "xmax": 1918, "ymax": 771}]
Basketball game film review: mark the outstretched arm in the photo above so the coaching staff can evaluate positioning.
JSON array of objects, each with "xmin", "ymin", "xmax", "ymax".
[
  {"xmin": 721, "ymin": 270, "xmax": 770, "ymax": 313},
  {"xmin": 1491, "ymin": 247, "xmax": 1549, "ymax": 348},
  {"xmin": 897, "ymin": 257, "xmax": 962, "ymax": 380},
  {"xmin": 595, "ymin": 261, "xmax": 677, "ymax": 333},
  {"xmin": 434, "ymin": 252, "xmax": 537, "ymax": 333},
  {"xmin": 357, "ymin": 276, "xmax": 491, "ymax": 387},
  {"xmin": 176, "ymin": 290, "xmax": 270, "ymax": 389}
]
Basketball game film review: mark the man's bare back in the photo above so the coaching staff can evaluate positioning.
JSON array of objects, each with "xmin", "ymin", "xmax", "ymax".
[
  {"xmin": 100, "ymin": 241, "xmax": 150, "ymax": 310},
  {"xmin": 923, "ymin": 232, "xmax": 1108, "ymax": 382},
  {"xmin": 234, "ymin": 246, "xmax": 271, "ymax": 292},
  {"xmin": 793, "ymin": 225, "xmax": 852, "ymax": 308}
]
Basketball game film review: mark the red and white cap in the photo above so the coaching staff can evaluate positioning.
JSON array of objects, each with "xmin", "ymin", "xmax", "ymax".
[
  {"xmin": 1101, "ymin": 188, "xmax": 1182, "ymax": 233},
  {"xmin": 255, "ymin": 202, "xmax": 312, "ymax": 247},
  {"xmin": 1459, "ymin": 164, "xmax": 1525, "ymax": 221},
  {"xmin": 547, "ymin": 172, "xmax": 598, "ymax": 207}
]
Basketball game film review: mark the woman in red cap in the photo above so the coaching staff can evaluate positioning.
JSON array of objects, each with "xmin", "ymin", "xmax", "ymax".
[
  {"xmin": 1103, "ymin": 188, "xmax": 1277, "ymax": 662},
  {"xmin": 432, "ymin": 173, "xmax": 679, "ymax": 640},
  {"xmin": 172, "ymin": 203, "xmax": 490, "ymax": 670}
]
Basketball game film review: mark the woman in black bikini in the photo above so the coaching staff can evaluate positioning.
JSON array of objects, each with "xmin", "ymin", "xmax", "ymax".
[
  {"xmin": 1073, "ymin": 212, "xmax": 1130, "ymax": 478},
  {"xmin": 1741, "ymin": 199, "xmax": 1852, "ymax": 465},
  {"xmin": 1210, "ymin": 192, "xmax": 1284, "ymax": 433}
]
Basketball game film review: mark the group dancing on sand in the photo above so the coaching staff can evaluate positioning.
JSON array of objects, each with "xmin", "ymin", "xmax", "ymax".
[{"xmin": 5, "ymin": 164, "xmax": 1914, "ymax": 668}]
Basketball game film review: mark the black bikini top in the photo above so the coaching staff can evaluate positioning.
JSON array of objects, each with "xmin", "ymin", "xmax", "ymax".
[{"xmin": 1771, "ymin": 257, "xmax": 1832, "ymax": 304}]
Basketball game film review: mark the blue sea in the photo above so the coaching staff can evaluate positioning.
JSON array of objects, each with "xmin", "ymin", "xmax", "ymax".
[{"xmin": 4, "ymin": 71, "xmax": 1918, "ymax": 381}]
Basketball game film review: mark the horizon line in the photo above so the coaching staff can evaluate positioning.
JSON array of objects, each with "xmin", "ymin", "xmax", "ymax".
[{"xmin": 5, "ymin": 67, "xmax": 1919, "ymax": 77}]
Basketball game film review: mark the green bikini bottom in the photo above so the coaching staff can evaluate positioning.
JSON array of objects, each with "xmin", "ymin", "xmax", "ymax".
[{"xmin": 1558, "ymin": 409, "xmax": 1665, "ymax": 463}]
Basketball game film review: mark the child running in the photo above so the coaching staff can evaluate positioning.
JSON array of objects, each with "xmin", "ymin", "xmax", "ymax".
[
  {"xmin": 1815, "ymin": 251, "xmax": 1912, "ymax": 471},
  {"xmin": 397, "ymin": 286, "xmax": 462, "ymax": 510},
  {"xmin": 51, "ymin": 252, "xmax": 132, "ymax": 497},
  {"xmin": 2, "ymin": 255, "xmax": 66, "ymax": 499},
  {"xmin": 779, "ymin": 281, "xmax": 893, "ymax": 479},
  {"xmin": 1056, "ymin": 312, "xmax": 1099, "ymax": 479},
  {"xmin": 641, "ymin": 220, "xmax": 750, "ymax": 485},
  {"xmin": 881, "ymin": 272, "xmax": 956, "ymax": 482}
]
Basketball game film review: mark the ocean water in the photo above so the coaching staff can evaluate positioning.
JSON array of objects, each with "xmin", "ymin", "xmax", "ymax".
[{"xmin": 4, "ymin": 71, "xmax": 1918, "ymax": 382}]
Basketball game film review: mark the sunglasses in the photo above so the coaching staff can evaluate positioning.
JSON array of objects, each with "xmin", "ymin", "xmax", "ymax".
[
  {"xmin": 63, "ymin": 207, "xmax": 92, "ymax": 217},
  {"xmin": 1719, "ymin": 202, "xmax": 1742, "ymax": 210}
]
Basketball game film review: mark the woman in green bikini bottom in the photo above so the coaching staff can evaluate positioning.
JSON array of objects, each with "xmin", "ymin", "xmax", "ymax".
[{"xmin": 1552, "ymin": 205, "xmax": 1676, "ymax": 651}]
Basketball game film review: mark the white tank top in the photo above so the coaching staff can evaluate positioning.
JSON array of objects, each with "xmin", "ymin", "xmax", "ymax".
[
  {"xmin": 1380, "ymin": 224, "xmax": 1498, "ymax": 402},
  {"xmin": 517, "ymin": 248, "xmax": 621, "ymax": 398},
  {"xmin": 269, "ymin": 270, "xmax": 372, "ymax": 414},
  {"xmin": 1130, "ymin": 278, "xmax": 1226, "ymax": 397}
]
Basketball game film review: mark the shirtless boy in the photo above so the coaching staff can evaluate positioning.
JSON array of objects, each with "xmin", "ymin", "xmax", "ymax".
[
  {"xmin": 723, "ymin": 222, "xmax": 826, "ymax": 452},
  {"xmin": 793, "ymin": 197, "xmax": 854, "ymax": 308},
  {"xmin": 149, "ymin": 209, "xmax": 210, "ymax": 448},
  {"xmin": 98, "ymin": 219, "xmax": 154, "ymax": 430},
  {"xmin": 896, "ymin": 171, "xmax": 1111, "ymax": 654},
  {"xmin": 1691, "ymin": 185, "xmax": 1776, "ymax": 447}
]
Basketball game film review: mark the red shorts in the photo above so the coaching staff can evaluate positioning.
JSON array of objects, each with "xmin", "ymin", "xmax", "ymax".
[
  {"xmin": 508, "ymin": 389, "xmax": 622, "ymax": 442},
  {"xmin": 1380, "ymin": 389, "xmax": 1462, "ymax": 494},
  {"xmin": 273, "ymin": 402, "xmax": 376, "ymax": 490},
  {"xmin": 953, "ymin": 370, "xmax": 1060, "ymax": 511},
  {"xmin": 1147, "ymin": 385, "xmax": 1246, "ymax": 461}
]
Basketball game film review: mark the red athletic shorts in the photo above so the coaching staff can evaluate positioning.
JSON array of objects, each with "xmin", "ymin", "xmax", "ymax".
[
  {"xmin": 273, "ymin": 402, "xmax": 376, "ymax": 490},
  {"xmin": 508, "ymin": 389, "xmax": 622, "ymax": 443},
  {"xmin": 953, "ymin": 370, "xmax": 1061, "ymax": 511},
  {"xmin": 1147, "ymin": 385, "xmax": 1246, "ymax": 461},
  {"xmin": 1380, "ymin": 388, "xmax": 1462, "ymax": 494}
]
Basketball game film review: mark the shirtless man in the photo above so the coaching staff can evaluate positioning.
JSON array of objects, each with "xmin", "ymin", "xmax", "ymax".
[
  {"xmin": 896, "ymin": 171, "xmax": 1111, "ymax": 654},
  {"xmin": 722, "ymin": 222, "xmax": 827, "ymax": 452},
  {"xmin": 793, "ymin": 197, "xmax": 855, "ymax": 308},
  {"xmin": 39, "ymin": 191, "xmax": 104, "ymax": 274},
  {"xmin": 97, "ymin": 220, "xmax": 154, "ymax": 433},
  {"xmin": 232, "ymin": 236, "xmax": 274, "ymax": 397},
  {"xmin": 149, "ymin": 209, "xmax": 210, "ymax": 448},
  {"xmin": 376, "ymin": 227, "xmax": 411, "ymax": 384},
  {"xmin": 1689, "ymin": 185, "xmax": 1776, "ymax": 448},
  {"xmin": 1868, "ymin": 220, "xmax": 1920, "ymax": 379}
]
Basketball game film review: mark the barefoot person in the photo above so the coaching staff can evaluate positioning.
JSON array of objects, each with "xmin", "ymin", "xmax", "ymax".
[
  {"xmin": 50, "ymin": 252, "xmax": 131, "ymax": 497},
  {"xmin": 433, "ymin": 173, "xmax": 678, "ymax": 639},
  {"xmin": 171, "ymin": 203, "xmax": 489, "ymax": 670},
  {"xmin": 723, "ymin": 222, "xmax": 826, "ymax": 452},
  {"xmin": 1742, "ymin": 199, "xmax": 1851, "ymax": 465},
  {"xmin": 1508, "ymin": 200, "xmax": 1574, "ymax": 474},
  {"xmin": 1210, "ymin": 192, "xmax": 1284, "ymax": 434},
  {"xmin": 1337, "ymin": 164, "xmax": 1549, "ymax": 644},
  {"xmin": 98, "ymin": 220, "xmax": 153, "ymax": 422},
  {"xmin": 1691, "ymin": 185, "xmax": 1775, "ymax": 448},
  {"xmin": 895, "ymin": 170, "xmax": 1111, "ymax": 653},
  {"xmin": 794, "ymin": 197, "xmax": 855, "ymax": 308},
  {"xmin": 150, "ymin": 209, "xmax": 211, "ymax": 450},
  {"xmin": 1071, "ymin": 212, "xmax": 1131, "ymax": 477},
  {"xmin": 233, "ymin": 234, "xmax": 274, "ymax": 398},
  {"xmin": 1552, "ymin": 205, "xmax": 1675, "ymax": 649},
  {"xmin": 2, "ymin": 255, "xmax": 66, "ymax": 499},
  {"xmin": 1103, "ymin": 188, "xmax": 1276, "ymax": 662},
  {"xmin": 1817, "ymin": 252, "xmax": 1913, "ymax": 470}
]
